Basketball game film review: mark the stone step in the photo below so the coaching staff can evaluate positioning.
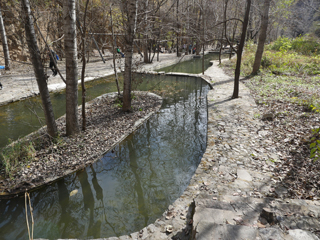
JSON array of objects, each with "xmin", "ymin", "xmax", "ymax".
[
  {"xmin": 192, "ymin": 196, "xmax": 320, "ymax": 239},
  {"xmin": 194, "ymin": 222, "xmax": 259, "ymax": 239},
  {"xmin": 193, "ymin": 220, "xmax": 320, "ymax": 240}
]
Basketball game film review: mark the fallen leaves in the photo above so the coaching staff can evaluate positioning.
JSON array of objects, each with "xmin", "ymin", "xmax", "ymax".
[
  {"xmin": 0, "ymin": 93, "xmax": 162, "ymax": 195},
  {"xmin": 245, "ymin": 78, "xmax": 320, "ymax": 200}
]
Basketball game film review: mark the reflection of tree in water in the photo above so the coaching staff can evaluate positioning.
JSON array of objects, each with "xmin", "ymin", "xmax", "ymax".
[
  {"xmin": 90, "ymin": 165, "xmax": 103, "ymax": 203},
  {"xmin": 77, "ymin": 169, "xmax": 96, "ymax": 238},
  {"xmin": 133, "ymin": 74, "xmax": 197, "ymax": 100},
  {"xmin": 57, "ymin": 179, "xmax": 84, "ymax": 238},
  {"xmin": 128, "ymin": 140, "xmax": 149, "ymax": 227},
  {"xmin": 0, "ymin": 77, "xmax": 209, "ymax": 240},
  {"xmin": 102, "ymin": 79, "xmax": 209, "ymax": 234},
  {"xmin": 89, "ymin": 165, "xmax": 117, "ymax": 238},
  {"xmin": 0, "ymin": 197, "xmax": 25, "ymax": 239}
]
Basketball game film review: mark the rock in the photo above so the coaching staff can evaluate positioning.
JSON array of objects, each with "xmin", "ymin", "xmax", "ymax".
[
  {"xmin": 275, "ymin": 186, "xmax": 288, "ymax": 198},
  {"xmin": 119, "ymin": 235, "xmax": 131, "ymax": 240},
  {"xmin": 165, "ymin": 225, "xmax": 173, "ymax": 233},
  {"xmin": 195, "ymin": 223, "xmax": 259, "ymax": 240},
  {"xmin": 262, "ymin": 113, "xmax": 274, "ymax": 120},
  {"xmin": 287, "ymin": 229, "xmax": 320, "ymax": 240},
  {"xmin": 260, "ymin": 208, "xmax": 277, "ymax": 224},
  {"xmin": 259, "ymin": 228, "xmax": 285, "ymax": 239},
  {"xmin": 233, "ymin": 217, "xmax": 243, "ymax": 224},
  {"xmin": 69, "ymin": 189, "xmax": 78, "ymax": 196},
  {"xmin": 237, "ymin": 169, "xmax": 253, "ymax": 181}
]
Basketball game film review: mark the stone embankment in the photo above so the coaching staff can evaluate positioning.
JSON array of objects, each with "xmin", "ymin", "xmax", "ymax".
[
  {"xmin": 98, "ymin": 61, "xmax": 320, "ymax": 239},
  {"xmin": 2, "ymin": 53, "xmax": 320, "ymax": 239}
]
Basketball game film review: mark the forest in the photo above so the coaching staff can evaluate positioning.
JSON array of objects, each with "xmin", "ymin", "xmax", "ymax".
[{"xmin": 0, "ymin": 0, "xmax": 320, "ymax": 239}]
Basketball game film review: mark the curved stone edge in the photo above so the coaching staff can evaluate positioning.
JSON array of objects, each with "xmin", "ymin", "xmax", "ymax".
[
  {"xmin": 132, "ymin": 70, "xmax": 213, "ymax": 90},
  {"xmin": 0, "ymin": 52, "xmax": 214, "ymax": 107},
  {"xmin": 0, "ymin": 71, "xmax": 117, "ymax": 107},
  {"xmin": 0, "ymin": 53, "xmax": 194, "ymax": 107},
  {"xmin": 31, "ymin": 75, "xmax": 212, "ymax": 240},
  {"xmin": 47, "ymin": 71, "xmax": 116, "ymax": 94},
  {"xmin": 71, "ymin": 78, "xmax": 213, "ymax": 240},
  {"xmin": 95, "ymin": 91, "xmax": 163, "ymax": 158},
  {"xmin": 0, "ymin": 91, "xmax": 163, "ymax": 198},
  {"xmin": 16, "ymin": 59, "xmax": 214, "ymax": 239}
]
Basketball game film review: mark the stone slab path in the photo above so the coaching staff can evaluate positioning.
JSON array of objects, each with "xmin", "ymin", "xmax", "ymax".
[
  {"xmin": 2, "ymin": 54, "xmax": 320, "ymax": 239},
  {"xmin": 98, "ymin": 61, "xmax": 320, "ymax": 240}
]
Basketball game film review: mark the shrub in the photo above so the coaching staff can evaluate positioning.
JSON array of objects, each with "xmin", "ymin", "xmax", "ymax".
[
  {"xmin": 310, "ymin": 127, "xmax": 320, "ymax": 161},
  {"xmin": 271, "ymin": 37, "xmax": 292, "ymax": 52},
  {"xmin": 291, "ymin": 36, "xmax": 320, "ymax": 55},
  {"xmin": 271, "ymin": 35, "xmax": 320, "ymax": 56},
  {"xmin": 224, "ymin": 36, "xmax": 320, "ymax": 76},
  {"xmin": 0, "ymin": 140, "xmax": 36, "ymax": 177}
]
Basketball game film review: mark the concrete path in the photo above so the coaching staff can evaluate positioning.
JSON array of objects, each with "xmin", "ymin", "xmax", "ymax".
[{"xmin": 0, "ymin": 52, "xmax": 194, "ymax": 106}]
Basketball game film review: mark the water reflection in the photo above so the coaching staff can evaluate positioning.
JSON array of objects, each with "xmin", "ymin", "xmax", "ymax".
[
  {"xmin": 0, "ymin": 53, "xmax": 218, "ymax": 149},
  {"xmin": 0, "ymin": 76, "xmax": 209, "ymax": 239},
  {"xmin": 0, "ymin": 76, "xmax": 121, "ymax": 149},
  {"xmin": 158, "ymin": 53, "xmax": 224, "ymax": 74}
]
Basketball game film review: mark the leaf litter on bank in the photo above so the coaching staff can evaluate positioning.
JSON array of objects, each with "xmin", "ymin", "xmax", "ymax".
[
  {"xmin": 0, "ymin": 93, "xmax": 162, "ymax": 196},
  {"xmin": 244, "ymin": 75, "xmax": 320, "ymax": 200}
]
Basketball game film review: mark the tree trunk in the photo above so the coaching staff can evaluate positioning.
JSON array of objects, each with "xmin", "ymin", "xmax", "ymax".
[
  {"xmin": 196, "ymin": 7, "xmax": 201, "ymax": 56},
  {"xmin": 176, "ymin": 0, "xmax": 179, "ymax": 57},
  {"xmin": 110, "ymin": 4, "xmax": 121, "ymax": 96},
  {"xmin": 64, "ymin": 0, "xmax": 80, "ymax": 136},
  {"xmin": 251, "ymin": 0, "xmax": 271, "ymax": 75},
  {"xmin": 219, "ymin": 1, "xmax": 228, "ymax": 64},
  {"xmin": 81, "ymin": 0, "xmax": 90, "ymax": 131},
  {"xmin": 143, "ymin": 0, "xmax": 150, "ymax": 63},
  {"xmin": 0, "ymin": 6, "xmax": 10, "ymax": 70},
  {"xmin": 232, "ymin": 0, "xmax": 251, "ymax": 99},
  {"xmin": 122, "ymin": 0, "xmax": 137, "ymax": 112},
  {"xmin": 143, "ymin": 39, "xmax": 149, "ymax": 63},
  {"xmin": 202, "ymin": 44, "xmax": 204, "ymax": 74},
  {"xmin": 219, "ymin": 27, "xmax": 223, "ymax": 64},
  {"xmin": 21, "ymin": 0, "xmax": 57, "ymax": 137}
]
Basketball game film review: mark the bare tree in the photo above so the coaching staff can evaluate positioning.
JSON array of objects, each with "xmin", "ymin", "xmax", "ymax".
[
  {"xmin": 80, "ymin": 0, "xmax": 90, "ymax": 131},
  {"xmin": 232, "ymin": 0, "xmax": 251, "ymax": 99},
  {"xmin": 64, "ymin": 0, "xmax": 80, "ymax": 135},
  {"xmin": 21, "ymin": 0, "xmax": 58, "ymax": 137},
  {"xmin": 252, "ymin": 0, "xmax": 270, "ymax": 75},
  {"xmin": 0, "ymin": 5, "xmax": 10, "ymax": 70},
  {"xmin": 110, "ymin": 4, "xmax": 121, "ymax": 96},
  {"xmin": 121, "ymin": 0, "xmax": 138, "ymax": 112}
]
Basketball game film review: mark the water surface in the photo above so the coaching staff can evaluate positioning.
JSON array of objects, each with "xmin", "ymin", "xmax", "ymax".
[
  {"xmin": 0, "ymin": 53, "xmax": 222, "ymax": 149},
  {"xmin": 0, "ymin": 75, "xmax": 121, "ymax": 149},
  {"xmin": 0, "ymin": 75, "xmax": 209, "ymax": 239},
  {"xmin": 157, "ymin": 52, "xmax": 226, "ymax": 74}
]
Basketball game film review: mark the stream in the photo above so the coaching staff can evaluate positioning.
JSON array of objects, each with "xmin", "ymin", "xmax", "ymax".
[
  {"xmin": 0, "ymin": 75, "xmax": 209, "ymax": 239},
  {"xmin": 0, "ymin": 54, "xmax": 220, "ymax": 239}
]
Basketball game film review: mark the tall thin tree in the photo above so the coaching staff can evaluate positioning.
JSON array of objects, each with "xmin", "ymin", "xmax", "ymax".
[
  {"xmin": 251, "ymin": 0, "xmax": 271, "ymax": 75},
  {"xmin": 21, "ymin": 0, "xmax": 58, "ymax": 137},
  {"xmin": 110, "ymin": 4, "xmax": 121, "ymax": 96},
  {"xmin": 80, "ymin": 0, "xmax": 90, "ymax": 131},
  {"xmin": 176, "ymin": 0, "xmax": 180, "ymax": 57},
  {"xmin": 232, "ymin": 0, "xmax": 251, "ymax": 99},
  {"xmin": 64, "ymin": 0, "xmax": 80, "ymax": 135},
  {"xmin": 0, "ymin": 6, "xmax": 10, "ymax": 70},
  {"xmin": 121, "ymin": 0, "xmax": 138, "ymax": 112}
]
